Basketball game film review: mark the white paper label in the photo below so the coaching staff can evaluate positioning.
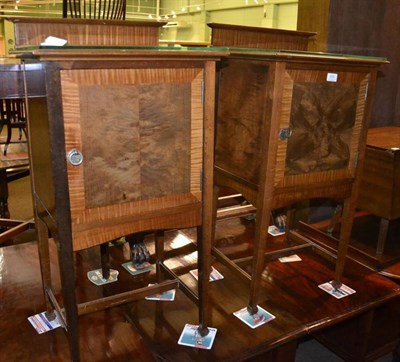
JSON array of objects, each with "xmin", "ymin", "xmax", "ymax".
[{"xmin": 327, "ymin": 73, "xmax": 338, "ymax": 82}]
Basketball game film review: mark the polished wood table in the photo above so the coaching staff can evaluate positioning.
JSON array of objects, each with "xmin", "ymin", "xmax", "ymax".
[
  {"xmin": 1, "ymin": 217, "xmax": 399, "ymax": 361},
  {"xmin": 129, "ymin": 222, "xmax": 400, "ymax": 361}
]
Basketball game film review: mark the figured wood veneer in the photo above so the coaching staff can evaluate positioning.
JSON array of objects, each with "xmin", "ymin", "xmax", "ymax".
[
  {"xmin": 59, "ymin": 67, "xmax": 204, "ymax": 251},
  {"xmin": 80, "ymin": 83, "xmax": 191, "ymax": 207},
  {"xmin": 286, "ymin": 82, "xmax": 358, "ymax": 174}
]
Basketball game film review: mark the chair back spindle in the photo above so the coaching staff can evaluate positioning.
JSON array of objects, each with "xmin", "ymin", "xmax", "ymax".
[
  {"xmin": 66, "ymin": 0, "xmax": 126, "ymax": 20},
  {"xmin": 0, "ymin": 98, "xmax": 27, "ymax": 155}
]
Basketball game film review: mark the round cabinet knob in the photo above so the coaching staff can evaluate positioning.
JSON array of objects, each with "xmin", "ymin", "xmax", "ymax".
[
  {"xmin": 67, "ymin": 148, "xmax": 83, "ymax": 166},
  {"xmin": 278, "ymin": 128, "xmax": 293, "ymax": 140}
]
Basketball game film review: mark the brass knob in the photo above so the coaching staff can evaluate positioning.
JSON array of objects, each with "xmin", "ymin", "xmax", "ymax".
[
  {"xmin": 67, "ymin": 148, "xmax": 83, "ymax": 166},
  {"xmin": 278, "ymin": 128, "xmax": 293, "ymax": 140}
]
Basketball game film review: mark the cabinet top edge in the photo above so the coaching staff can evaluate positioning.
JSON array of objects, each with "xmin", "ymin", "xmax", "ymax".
[
  {"xmin": 6, "ymin": 16, "xmax": 167, "ymax": 28},
  {"xmin": 225, "ymin": 48, "xmax": 388, "ymax": 65},
  {"xmin": 10, "ymin": 46, "xmax": 388, "ymax": 66}
]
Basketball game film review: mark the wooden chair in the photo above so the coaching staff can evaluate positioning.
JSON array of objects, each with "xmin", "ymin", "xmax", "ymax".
[
  {"xmin": 63, "ymin": 0, "xmax": 126, "ymax": 20},
  {"xmin": 0, "ymin": 98, "xmax": 27, "ymax": 156}
]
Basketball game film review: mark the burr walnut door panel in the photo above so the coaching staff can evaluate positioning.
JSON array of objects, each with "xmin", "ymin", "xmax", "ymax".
[
  {"xmin": 60, "ymin": 67, "xmax": 204, "ymax": 251},
  {"xmin": 274, "ymin": 66, "xmax": 370, "ymax": 189}
]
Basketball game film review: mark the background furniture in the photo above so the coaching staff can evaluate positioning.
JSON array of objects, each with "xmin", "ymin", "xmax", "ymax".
[
  {"xmin": 0, "ymin": 160, "xmax": 29, "ymax": 219},
  {"xmin": 209, "ymin": 23, "xmax": 315, "ymax": 50},
  {"xmin": 7, "ymin": 17, "xmax": 165, "ymax": 48},
  {"xmin": 0, "ymin": 98, "xmax": 27, "ymax": 155},
  {"xmin": 0, "ymin": 61, "xmax": 43, "ymax": 221},
  {"xmin": 304, "ymin": 127, "xmax": 400, "ymax": 275},
  {"xmin": 297, "ymin": 0, "xmax": 400, "ymax": 128},
  {"xmin": 209, "ymin": 24, "xmax": 386, "ymax": 316},
  {"xmin": 357, "ymin": 126, "xmax": 400, "ymax": 257},
  {"xmin": 64, "ymin": 0, "xmax": 126, "ymax": 19},
  {"xmin": 0, "ymin": 61, "xmax": 44, "ymax": 157}
]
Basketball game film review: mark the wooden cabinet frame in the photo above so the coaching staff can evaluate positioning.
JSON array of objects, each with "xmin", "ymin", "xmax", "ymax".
[
  {"xmin": 213, "ymin": 51, "xmax": 385, "ymax": 315},
  {"xmin": 25, "ymin": 49, "xmax": 224, "ymax": 361}
]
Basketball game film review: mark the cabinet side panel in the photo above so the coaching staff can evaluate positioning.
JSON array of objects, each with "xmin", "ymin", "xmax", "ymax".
[
  {"xmin": 28, "ymin": 97, "xmax": 56, "ymax": 223},
  {"xmin": 215, "ymin": 59, "xmax": 269, "ymax": 185}
]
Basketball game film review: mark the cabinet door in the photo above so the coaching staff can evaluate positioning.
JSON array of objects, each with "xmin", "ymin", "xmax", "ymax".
[
  {"xmin": 60, "ymin": 67, "xmax": 204, "ymax": 250},
  {"xmin": 274, "ymin": 66, "xmax": 370, "ymax": 188}
]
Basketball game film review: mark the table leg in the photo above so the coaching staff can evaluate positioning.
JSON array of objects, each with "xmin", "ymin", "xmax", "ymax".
[
  {"xmin": 355, "ymin": 309, "xmax": 374, "ymax": 361},
  {"xmin": 154, "ymin": 230, "xmax": 164, "ymax": 284},
  {"xmin": 376, "ymin": 218, "xmax": 389, "ymax": 256},
  {"xmin": 100, "ymin": 243, "xmax": 110, "ymax": 280},
  {"xmin": 0, "ymin": 169, "xmax": 10, "ymax": 219},
  {"xmin": 394, "ymin": 342, "xmax": 400, "ymax": 362}
]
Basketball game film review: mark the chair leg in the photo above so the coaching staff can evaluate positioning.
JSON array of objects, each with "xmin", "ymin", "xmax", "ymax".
[
  {"xmin": 3, "ymin": 100, "xmax": 12, "ymax": 156},
  {"xmin": 0, "ymin": 169, "xmax": 10, "ymax": 219},
  {"xmin": 394, "ymin": 345, "xmax": 400, "ymax": 362},
  {"xmin": 100, "ymin": 243, "xmax": 110, "ymax": 280},
  {"xmin": 154, "ymin": 230, "xmax": 165, "ymax": 284},
  {"xmin": 127, "ymin": 231, "xmax": 150, "ymax": 266},
  {"xmin": 327, "ymin": 203, "xmax": 343, "ymax": 235}
]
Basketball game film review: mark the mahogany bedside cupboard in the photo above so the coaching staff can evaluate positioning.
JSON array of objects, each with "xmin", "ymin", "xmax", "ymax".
[
  {"xmin": 212, "ymin": 46, "xmax": 386, "ymax": 315},
  {"xmin": 24, "ymin": 46, "xmax": 225, "ymax": 361}
]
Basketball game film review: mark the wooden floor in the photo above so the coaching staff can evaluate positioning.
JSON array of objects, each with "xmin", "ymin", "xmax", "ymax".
[{"xmin": 1, "ymin": 210, "xmax": 400, "ymax": 361}]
